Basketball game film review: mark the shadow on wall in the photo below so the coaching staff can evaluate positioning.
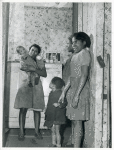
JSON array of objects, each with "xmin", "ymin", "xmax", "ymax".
[{"xmin": 83, "ymin": 34, "xmax": 95, "ymax": 148}]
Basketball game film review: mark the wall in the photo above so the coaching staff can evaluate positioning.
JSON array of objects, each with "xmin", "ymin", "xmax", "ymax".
[
  {"xmin": 8, "ymin": 3, "xmax": 25, "ymax": 60},
  {"xmin": 8, "ymin": 3, "xmax": 73, "ymax": 63},
  {"xmin": 103, "ymin": 3, "xmax": 111, "ymax": 148},
  {"xmin": 77, "ymin": 3, "xmax": 111, "ymax": 148}
]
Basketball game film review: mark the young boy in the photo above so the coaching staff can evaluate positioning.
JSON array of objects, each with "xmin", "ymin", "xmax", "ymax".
[{"xmin": 44, "ymin": 77, "xmax": 67, "ymax": 147}]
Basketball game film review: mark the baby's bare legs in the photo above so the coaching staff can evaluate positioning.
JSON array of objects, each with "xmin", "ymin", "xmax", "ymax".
[{"xmin": 28, "ymin": 72, "xmax": 33, "ymax": 87}]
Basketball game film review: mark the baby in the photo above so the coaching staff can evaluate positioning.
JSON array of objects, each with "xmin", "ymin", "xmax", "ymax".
[{"xmin": 16, "ymin": 46, "xmax": 44, "ymax": 87}]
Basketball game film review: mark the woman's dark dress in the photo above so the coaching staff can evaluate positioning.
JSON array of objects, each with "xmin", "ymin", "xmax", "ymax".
[{"xmin": 44, "ymin": 90, "xmax": 67, "ymax": 128}]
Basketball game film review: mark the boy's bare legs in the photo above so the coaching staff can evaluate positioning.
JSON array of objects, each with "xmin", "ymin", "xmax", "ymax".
[
  {"xmin": 55, "ymin": 125, "xmax": 61, "ymax": 147},
  {"xmin": 73, "ymin": 120, "xmax": 83, "ymax": 148},
  {"xmin": 51, "ymin": 125, "xmax": 56, "ymax": 146},
  {"xmin": 19, "ymin": 108, "xmax": 27, "ymax": 136}
]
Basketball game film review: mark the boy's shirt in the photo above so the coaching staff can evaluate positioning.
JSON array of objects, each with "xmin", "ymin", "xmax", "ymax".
[
  {"xmin": 45, "ymin": 89, "xmax": 67, "ymax": 123},
  {"xmin": 46, "ymin": 89, "xmax": 67, "ymax": 112}
]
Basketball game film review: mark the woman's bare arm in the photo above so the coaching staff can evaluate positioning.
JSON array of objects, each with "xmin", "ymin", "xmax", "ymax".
[
  {"xmin": 58, "ymin": 77, "xmax": 71, "ymax": 102},
  {"xmin": 63, "ymin": 77, "xmax": 71, "ymax": 93}
]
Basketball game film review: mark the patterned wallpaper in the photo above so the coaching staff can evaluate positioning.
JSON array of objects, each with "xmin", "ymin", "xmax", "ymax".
[
  {"xmin": 24, "ymin": 6, "xmax": 72, "ymax": 62},
  {"xmin": 8, "ymin": 3, "xmax": 73, "ymax": 63},
  {"xmin": 8, "ymin": 3, "xmax": 25, "ymax": 61}
]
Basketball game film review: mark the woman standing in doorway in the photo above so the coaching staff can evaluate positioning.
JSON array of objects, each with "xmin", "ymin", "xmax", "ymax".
[
  {"xmin": 62, "ymin": 36, "xmax": 74, "ymax": 84},
  {"xmin": 14, "ymin": 44, "xmax": 47, "ymax": 141},
  {"xmin": 59, "ymin": 32, "xmax": 91, "ymax": 147}
]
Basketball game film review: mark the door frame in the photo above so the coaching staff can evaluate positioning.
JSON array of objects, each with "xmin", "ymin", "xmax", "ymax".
[{"xmin": 2, "ymin": 2, "xmax": 10, "ymax": 147}]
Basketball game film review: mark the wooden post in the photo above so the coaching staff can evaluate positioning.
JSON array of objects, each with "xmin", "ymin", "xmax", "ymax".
[{"xmin": 2, "ymin": 2, "xmax": 10, "ymax": 147}]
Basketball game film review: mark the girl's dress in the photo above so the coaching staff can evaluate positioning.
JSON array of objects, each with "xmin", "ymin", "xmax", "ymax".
[
  {"xmin": 14, "ymin": 56, "xmax": 45, "ymax": 111},
  {"xmin": 66, "ymin": 48, "xmax": 91, "ymax": 121},
  {"xmin": 44, "ymin": 90, "xmax": 67, "ymax": 128}
]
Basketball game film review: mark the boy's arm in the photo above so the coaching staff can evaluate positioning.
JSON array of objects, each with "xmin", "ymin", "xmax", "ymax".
[{"xmin": 59, "ymin": 98, "xmax": 67, "ymax": 108}]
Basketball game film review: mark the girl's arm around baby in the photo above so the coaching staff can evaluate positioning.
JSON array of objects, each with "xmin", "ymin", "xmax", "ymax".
[{"xmin": 20, "ymin": 64, "xmax": 47, "ymax": 77}]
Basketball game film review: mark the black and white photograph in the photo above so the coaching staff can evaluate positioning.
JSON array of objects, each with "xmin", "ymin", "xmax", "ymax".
[{"xmin": 1, "ymin": 0, "xmax": 113, "ymax": 148}]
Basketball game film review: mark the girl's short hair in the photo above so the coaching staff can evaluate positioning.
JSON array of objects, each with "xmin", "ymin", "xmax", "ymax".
[
  {"xmin": 16, "ymin": 46, "xmax": 25, "ymax": 54},
  {"xmin": 72, "ymin": 32, "xmax": 91, "ymax": 48},
  {"xmin": 51, "ymin": 77, "xmax": 65, "ymax": 89},
  {"xmin": 29, "ymin": 44, "xmax": 41, "ymax": 54}
]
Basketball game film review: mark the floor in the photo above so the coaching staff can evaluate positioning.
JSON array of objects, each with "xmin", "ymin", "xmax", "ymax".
[{"xmin": 5, "ymin": 125, "xmax": 73, "ymax": 147}]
